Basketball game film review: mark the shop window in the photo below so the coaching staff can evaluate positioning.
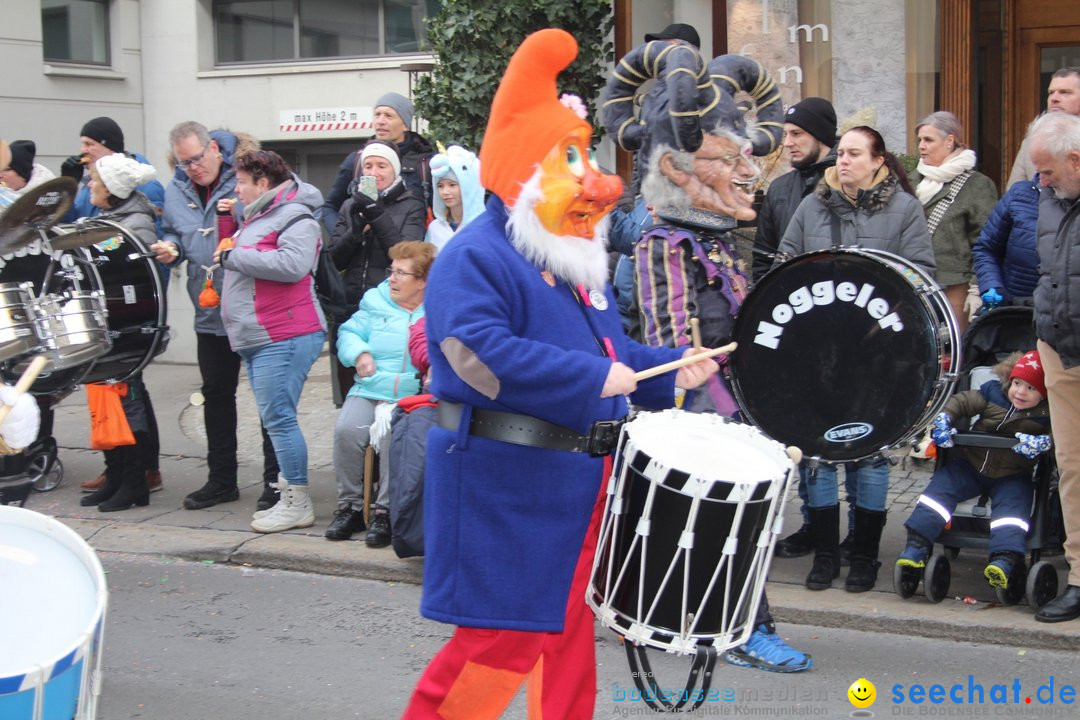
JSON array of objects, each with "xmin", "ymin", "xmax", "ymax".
[
  {"xmin": 214, "ymin": 0, "xmax": 438, "ymax": 64},
  {"xmin": 41, "ymin": 0, "xmax": 110, "ymax": 65}
]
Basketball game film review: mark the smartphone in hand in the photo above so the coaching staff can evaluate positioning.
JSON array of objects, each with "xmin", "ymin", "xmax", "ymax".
[{"xmin": 358, "ymin": 175, "xmax": 378, "ymax": 200}]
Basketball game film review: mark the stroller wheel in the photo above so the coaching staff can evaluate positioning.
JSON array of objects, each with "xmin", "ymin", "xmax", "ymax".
[
  {"xmin": 893, "ymin": 562, "xmax": 921, "ymax": 599},
  {"xmin": 29, "ymin": 452, "xmax": 63, "ymax": 493},
  {"xmin": 1026, "ymin": 561, "xmax": 1060, "ymax": 611},
  {"xmin": 924, "ymin": 554, "xmax": 950, "ymax": 603},
  {"xmin": 995, "ymin": 563, "xmax": 1027, "ymax": 606}
]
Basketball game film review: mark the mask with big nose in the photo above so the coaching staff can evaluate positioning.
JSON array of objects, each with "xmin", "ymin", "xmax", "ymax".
[{"xmin": 534, "ymin": 126, "xmax": 623, "ymax": 239}]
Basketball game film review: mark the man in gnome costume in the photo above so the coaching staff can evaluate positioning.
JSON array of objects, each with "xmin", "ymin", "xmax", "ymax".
[
  {"xmin": 403, "ymin": 29, "xmax": 719, "ymax": 719},
  {"xmin": 603, "ymin": 40, "xmax": 812, "ymax": 673}
]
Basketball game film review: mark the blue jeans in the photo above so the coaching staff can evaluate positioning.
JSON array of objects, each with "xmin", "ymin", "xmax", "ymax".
[
  {"xmin": 795, "ymin": 464, "xmax": 858, "ymax": 526},
  {"xmin": 805, "ymin": 457, "xmax": 890, "ymax": 512},
  {"xmin": 239, "ymin": 331, "xmax": 325, "ymax": 486}
]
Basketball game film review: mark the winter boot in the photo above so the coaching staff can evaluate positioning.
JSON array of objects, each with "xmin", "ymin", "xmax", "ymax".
[
  {"xmin": 775, "ymin": 523, "xmax": 813, "ymax": 558},
  {"xmin": 839, "ymin": 527, "xmax": 856, "ymax": 566},
  {"xmin": 99, "ymin": 444, "xmax": 150, "ymax": 512},
  {"xmin": 984, "ymin": 551, "xmax": 1026, "ymax": 589},
  {"xmin": 80, "ymin": 457, "xmax": 122, "ymax": 507},
  {"xmin": 845, "ymin": 507, "xmax": 886, "ymax": 592},
  {"xmin": 253, "ymin": 476, "xmax": 288, "ymax": 520},
  {"xmin": 251, "ymin": 482, "xmax": 315, "ymax": 533},
  {"xmin": 896, "ymin": 528, "xmax": 933, "ymax": 569},
  {"xmin": 805, "ymin": 505, "xmax": 841, "ymax": 590}
]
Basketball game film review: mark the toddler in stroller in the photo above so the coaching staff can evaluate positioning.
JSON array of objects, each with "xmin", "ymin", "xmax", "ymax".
[{"xmin": 896, "ymin": 350, "xmax": 1052, "ymax": 593}]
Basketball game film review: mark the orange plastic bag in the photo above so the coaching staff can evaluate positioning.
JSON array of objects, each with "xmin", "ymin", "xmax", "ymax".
[{"xmin": 86, "ymin": 383, "xmax": 135, "ymax": 450}]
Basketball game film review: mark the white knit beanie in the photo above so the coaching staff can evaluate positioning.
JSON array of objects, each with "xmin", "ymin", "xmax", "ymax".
[
  {"xmin": 360, "ymin": 141, "xmax": 402, "ymax": 179},
  {"xmin": 95, "ymin": 154, "xmax": 156, "ymax": 199}
]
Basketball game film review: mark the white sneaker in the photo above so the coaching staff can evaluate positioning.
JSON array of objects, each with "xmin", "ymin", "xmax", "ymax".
[
  {"xmin": 253, "ymin": 475, "xmax": 288, "ymax": 520},
  {"xmin": 251, "ymin": 483, "xmax": 315, "ymax": 533}
]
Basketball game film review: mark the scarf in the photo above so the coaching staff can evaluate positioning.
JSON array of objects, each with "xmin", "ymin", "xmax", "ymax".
[
  {"xmin": 916, "ymin": 149, "xmax": 975, "ymax": 205},
  {"xmin": 242, "ymin": 179, "xmax": 293, "ymax": 221}
]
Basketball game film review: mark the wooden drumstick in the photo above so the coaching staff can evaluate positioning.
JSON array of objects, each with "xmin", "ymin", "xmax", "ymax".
[
  {"xmin": 633, "ymin": 342, "xmax": 737, "ymax": 381},
  {"xmin": 690, "ymin": 317, "xmax": 702, "ymax": 352},
  {"xmin": 0, "ymin": 355, "xmax": 46, "ymax": 424}
]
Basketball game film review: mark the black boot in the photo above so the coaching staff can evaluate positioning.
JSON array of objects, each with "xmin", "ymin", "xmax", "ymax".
[
  {"xmin": 80, "ymin": 455, "xmax": 122, "ymax": 507},
  {"xmin": 805, "ymin": 505, "xmax": 840, "ymax": 590},
  {"xmin": 846, "ymin": 507, "xmax": 887, "ymax": 592},
  {"xmin": 775, "ymin": 523, "xmax": 813, "ymax": 558},
  {"xmin": 100, "ymin": 445, "xmax": 150, "ymax": 512}
]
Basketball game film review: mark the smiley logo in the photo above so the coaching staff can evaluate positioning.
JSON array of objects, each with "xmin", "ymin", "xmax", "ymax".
[{"xmin": 848, "ymin": 678, "xmax": 876, "ymax": 708}]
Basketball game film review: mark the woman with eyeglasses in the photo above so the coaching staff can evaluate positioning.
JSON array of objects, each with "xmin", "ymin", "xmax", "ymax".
[
  {"xmin": 212, "ymin": 150, "xmax": 327, "ymax": 534},
  {"xmin": 325, "ymin": 241, "xmax": 435, "ymax": 547}
]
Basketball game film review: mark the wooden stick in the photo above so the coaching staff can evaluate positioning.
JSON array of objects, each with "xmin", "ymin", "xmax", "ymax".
[
  {"xmin": 0, "ymin": 355, "xmax": 47, "ymax": 424},
  {"xmin": 633, "ymin": 342, "xmax": 737, "ymax": 381},
  {"xmin": 690, "ymin": 317, "xmax": 702, "ymax": 352}
]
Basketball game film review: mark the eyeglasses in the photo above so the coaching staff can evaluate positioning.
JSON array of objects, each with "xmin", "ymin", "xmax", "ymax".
[
  {"xmin": 176, "ymin": 145, "xmax": 212, "ymax": 170},
  {"xmin": 386, "ymin": 268, "xmax": 420, "ymax": 279}
]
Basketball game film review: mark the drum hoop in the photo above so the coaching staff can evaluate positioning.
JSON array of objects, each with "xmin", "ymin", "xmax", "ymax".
[
  {"xmin": 0, "ymin": 505, "xmax": 107, "ymax": 686},
  {"xmin": 732, "ymin": 247, "xmax": 960, "ymax": 461}
]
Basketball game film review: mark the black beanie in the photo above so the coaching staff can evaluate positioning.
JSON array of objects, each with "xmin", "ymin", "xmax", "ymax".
[
  {"xmin": 783, "ymin": 97, "xmax": 837, "ymax": 147},
  {"xmin": 79, "ymin": 116, "xmax": 125, "ymax": 153},
  {"xmin": 7, "ymin": 140, "xmax": 35, "ymax": 182}
]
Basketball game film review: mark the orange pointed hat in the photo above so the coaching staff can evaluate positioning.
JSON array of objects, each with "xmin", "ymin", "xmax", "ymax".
[{"xmin": 479, "ymin": 28, "xmax": 591, "ymax": 207}]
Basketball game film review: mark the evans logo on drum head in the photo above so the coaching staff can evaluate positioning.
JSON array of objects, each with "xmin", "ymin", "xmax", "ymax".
[{"xmin": 824, "ymin": 422, "xmax": 874, "ymax": 443}]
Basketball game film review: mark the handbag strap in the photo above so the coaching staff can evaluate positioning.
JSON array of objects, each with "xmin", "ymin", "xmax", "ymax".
[{"xmin": 925, "ymin": 170, "xmax": 973, "ymax": 236}]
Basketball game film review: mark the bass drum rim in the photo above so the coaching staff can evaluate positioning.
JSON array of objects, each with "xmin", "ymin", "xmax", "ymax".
[
  {"xmin": 56, "ymin": 218, "xmax": 168, "ymax": 385},
  {"xmin": 730, "ymin": 247, "xmax": 958, "ymax": 462}
]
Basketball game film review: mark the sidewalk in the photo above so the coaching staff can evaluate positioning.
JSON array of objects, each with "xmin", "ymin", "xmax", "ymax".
[{"xmin": 19, "ymin": 359, "xmax": 1080, "ymax": 651}]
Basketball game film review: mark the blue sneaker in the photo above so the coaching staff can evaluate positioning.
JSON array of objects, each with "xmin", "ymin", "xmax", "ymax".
[{"xmin": 723, "ymin": 624, "xmax": 813, "ymax": 673}]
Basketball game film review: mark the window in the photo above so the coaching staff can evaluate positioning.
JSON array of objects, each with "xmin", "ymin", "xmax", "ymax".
[
  {"xmin": 41, "ymin": 0, "xmax": 110, "ymax": 65},
  {"xmin": 214, "ymin": 0, "xmax": 438, "ymax": 64}
]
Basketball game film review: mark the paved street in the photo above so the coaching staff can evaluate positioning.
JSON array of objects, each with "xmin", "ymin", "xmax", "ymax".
[{"xmin": 91, "ymin": 553, "xmax": 1079, "ymax": 719}]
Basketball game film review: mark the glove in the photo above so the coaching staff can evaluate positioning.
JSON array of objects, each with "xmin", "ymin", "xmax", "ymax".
[
  {"xmin": 981, "ymin": 288, "xmax": 1003, "ymax": 309},
  {"xmin": 0, "ymin": 386, "xmax": 41, "ymax": 451},
  {"xmin": 1013, "ymin": 432, "xmax": 1052, "ymax": 459},
  {"xmin": 60, "ymin": 154, "xmax": 86, "ymax": 180},
  {"xmin": 930, "ymin": 412, "xmax": 956, "ymax": 448},
  {"xmin": 351, "ymin": 192, "xmax": 384, "ymax": 223}
]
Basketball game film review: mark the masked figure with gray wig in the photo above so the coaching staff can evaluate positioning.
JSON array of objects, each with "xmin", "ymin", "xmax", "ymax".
[{"xmin": 603, "ymin": 42, "xmax": 811, "ymax": 673}]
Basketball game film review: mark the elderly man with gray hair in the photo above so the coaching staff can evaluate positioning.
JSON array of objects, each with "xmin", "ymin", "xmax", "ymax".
[{"xmin": 1029, "ymin": 110, "xmax": 1080, "ymax": 622}]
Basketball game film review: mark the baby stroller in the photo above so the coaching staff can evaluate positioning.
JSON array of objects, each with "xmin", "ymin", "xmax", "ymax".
[{"xmin": 893, "ymin": 305, "xmax": 1061, "ymax": 610}]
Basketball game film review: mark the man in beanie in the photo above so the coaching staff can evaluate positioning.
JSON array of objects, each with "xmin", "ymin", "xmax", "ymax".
[
  {"xmin": 754, "ymin": 97, "xmax": 838, "ymax": 560},
  {"xmin": 58, "ymin": 116, "xmax": 166, "ymax": 234},
  {"xmin": 897, "ymin": 350, "xmax": 1051, "ymax": 593},
  {"xmin": 0, "ymin": 140, "xmax": 56, "ymax": 195},
  {"xmin": 320, "ymin": 92, "xmax": 435, "ymax": 231},
  {"xmin": 404, "ymin": 29, "xmax": 718, "ymax": 718},
  {"xmin": 752, "ymin": 97, "xmax": 837, "ymax": 281}
]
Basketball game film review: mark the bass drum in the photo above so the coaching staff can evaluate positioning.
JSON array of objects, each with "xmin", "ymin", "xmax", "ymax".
[
  {"xmin": 71, "ymin": 219, "xmax": 169, "ymax": 385},
  {"xmin": 730, "ymin": 248, "xmax": 959, "ymax": 462}
]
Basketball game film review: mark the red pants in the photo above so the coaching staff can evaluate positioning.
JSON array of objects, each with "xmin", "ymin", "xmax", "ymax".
[{"xmin": 403, "ymin": 489, "xmax": 606, "ymax": 719}]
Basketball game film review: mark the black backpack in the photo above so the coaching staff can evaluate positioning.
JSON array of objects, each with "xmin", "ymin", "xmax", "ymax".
[{"xmin": 279, "ymin": 213, "xmax": 351, "ymax": 324}]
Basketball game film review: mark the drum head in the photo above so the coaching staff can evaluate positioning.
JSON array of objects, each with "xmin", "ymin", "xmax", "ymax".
[{"xmin": 731, "ymin": 250, "xmax": 943, "ymax": 461}]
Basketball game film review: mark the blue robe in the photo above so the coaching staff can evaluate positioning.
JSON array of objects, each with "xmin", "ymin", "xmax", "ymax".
[{"xmin": 421, "ymin": 196, "xmax": 683, "ymax": 632}]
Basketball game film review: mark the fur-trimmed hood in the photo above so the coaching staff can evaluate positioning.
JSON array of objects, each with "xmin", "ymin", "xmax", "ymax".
[
  {"xmin": 815, "ymin": 165, "xmax": 898, "ymax": 214},
  {"xmin": 13, "ymin": 163, "xmax": 57, "ymax": 196}
]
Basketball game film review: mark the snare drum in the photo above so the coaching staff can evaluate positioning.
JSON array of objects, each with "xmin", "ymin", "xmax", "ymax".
[
  {"xmin": 731, "ymin": 248, "xmax": 959, "ymax": 462},
  {"xmin": 588, "ymin": 410, "xmax": 795, "ymax": 655},
  {"xmin": 0, "ymin": 283, "xmax": 38, "ymax": 363},
  {"xmin": 0, "ymin": 505, "xmax": 107, "ymax": 719}
]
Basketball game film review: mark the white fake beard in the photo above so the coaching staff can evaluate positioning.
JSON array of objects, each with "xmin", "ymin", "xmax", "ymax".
[{"xmin": 506, "ymin": 173, "xmax": 611, "ymax": 290}]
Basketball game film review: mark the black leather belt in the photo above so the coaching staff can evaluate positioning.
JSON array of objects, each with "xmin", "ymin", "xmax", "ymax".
[{"xmin": 437, "ymin": 401, "xmax": 623, "ymax": 456}]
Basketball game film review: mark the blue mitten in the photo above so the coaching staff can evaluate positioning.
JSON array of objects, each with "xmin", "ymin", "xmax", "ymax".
[
  {"xmin": 1013, "ymin": 433, "xmax": 1052, "ymax": 460},
  {"xmin": 980, "ymin": 288, "xmax": 1003, "ymax": 309},
  {"xmin": 930, "ymin": 412, "xmax": 956, "ymax": 448}
]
